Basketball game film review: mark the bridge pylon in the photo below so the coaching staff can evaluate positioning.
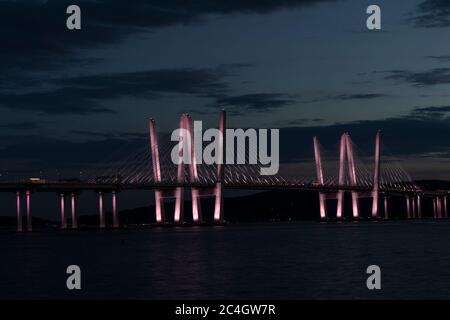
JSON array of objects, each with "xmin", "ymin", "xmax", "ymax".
[
  {"xmin": 186, "ymin": 111, "xmax": 225, "ymax": 224},
  {"xmin": 149, "ymin": 111, "xmax": 225, "ymax": 224},
  {"xmin": 335, "ymin": 133, "xmax": 359, "ymax": 219},
  {"xmin": 149, "ymin": 115, "xmax": 186, "ymax": 224},
  {"xmin": 313, "ymin": 136, "xmax": 327, "ymax": 220},
  {"xmin": 371, "ymin": 130, "xmax": 381, "ymax": 219}
]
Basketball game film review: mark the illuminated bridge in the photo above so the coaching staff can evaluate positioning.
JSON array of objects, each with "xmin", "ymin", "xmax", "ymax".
[{"xmin": 1, "ymin": 111, "xmax": 448, "ymax": 232}]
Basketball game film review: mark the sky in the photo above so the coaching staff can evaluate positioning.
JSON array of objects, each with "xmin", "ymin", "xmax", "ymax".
[{"xmin": 2, "ymin": 0, "xmax": 450, "ymax": 186}]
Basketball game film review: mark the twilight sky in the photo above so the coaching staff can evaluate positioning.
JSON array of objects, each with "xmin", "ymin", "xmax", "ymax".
[{"xmin": 2, "ymin": 0, "xmax": 450, "ymax": 181}]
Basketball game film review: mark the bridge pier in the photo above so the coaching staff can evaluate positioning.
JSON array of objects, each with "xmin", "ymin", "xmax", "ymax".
[
  {"xmin": 336, "ymin": 191, "xmax": 344, "ymax": 219},
  {"xmin": 433, "ymin": 197, "xmax": 437, "ymax": 219},
  {"xmin": 26, "ymin": 190, "xmax": 32, "ymax": 231},
  {"xmin": 98, "ymin": 191, "xmax": 105, "ymax": 228},
  {"xmin": 71, "ymin": 193, "xmax": 78, "ymax": 229},
  {"xmin": 213, "ymin": 182, "xmax": 223, "ymax": 223},
  {"xmin": 383, "ymin": 196, "xmax": 388, "ymax": 219},
  {"xmin": 191, "ymin": 188, "xmax": 202, "ymax": 223},
  {"xmin": 417, "ymin": 195, "xmax": 422, "ymax": 219},
  {"xmin": 60, "ymin": 193, "xmax": 67, "ymax": 229},
  {"xmin": 406, "ymin": 195, "xmax": 411, "ymax": 219},
  {"xmin": 351, "ymin": 192, "xmax": 359, "ymax": 219},
  {"xmin": 154, "ymin": 190, "xmax": 164, "ymax": 224},
  {"xmin": 438, "ymin": 197, "xmax": 441, "ymax": 218},
  {"xmin": 443, "ymin": 197, "xmax": 448, "ymax": 219},
  {"xmin": 112, "ymin": 190, "xmax": 119, "ymax": 228},
  {"xmin": 174, "ymin": 187, "xmax": 184, "ymax": 224},
  {"xmin": 318, "ymin": 193, "xmax": 327, "ymax": 220},
  {"xmin": 16, "ymin": 191, "xmax": 22, "ymax": 232},
  {"xmin": 412, "ymin": 196, "xmax": 417, "ymax": 219}
]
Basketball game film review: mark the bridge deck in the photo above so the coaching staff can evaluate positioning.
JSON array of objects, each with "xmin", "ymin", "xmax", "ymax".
[{"xmin": 0, "ymin": 181, "xmax": 446, "ymax": 197}]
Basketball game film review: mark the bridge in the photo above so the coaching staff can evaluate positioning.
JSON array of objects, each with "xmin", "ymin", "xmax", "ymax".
[{"xmin": 1, "ymin": 111, "xmax": 448, "ymax": 232}]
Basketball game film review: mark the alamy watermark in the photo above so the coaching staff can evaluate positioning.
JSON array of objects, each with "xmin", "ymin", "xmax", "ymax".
[{"xmin": 171, "ymin": 121, "xmax": 279, "ymax": 176}]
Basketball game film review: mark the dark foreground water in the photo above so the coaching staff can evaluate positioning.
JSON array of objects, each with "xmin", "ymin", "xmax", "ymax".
[{"xmin": 1, "ymin": 220, "xmax": 450, "ymax": 299}]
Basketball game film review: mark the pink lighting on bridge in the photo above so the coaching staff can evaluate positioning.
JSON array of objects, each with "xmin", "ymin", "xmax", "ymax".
[
  {"xmin": 149, "ymin": 111, "xmax": 225, "ymax": 224},
  {"xmin": 112, "ymin": 191, "xmax": 119, "ymax": 228},
  {"xmin": 433, "ymin": 198, "xmax": 437, "ymax": 219},
  {"xmin": 345, "ymin": 134, "xmax": 359, "ymax": 218},
  {"xmin": 417, "ymin": 196, "xmax": 422, "ymax": 219},
  {"xmin": 149, "ymin": 118, "xmax": 166, "ymax": 224},
  {"xmin": 187, "ymin": 115, "xmax": 202, "ymax": 223},
  {"xmin": 98, "ymin": 192, "xmax": 105, "ymax": 228},
  {"xmin": 26, "ymin": 190, "xmax": 32, "ymax": 232},
  {"xmin": 406, "ymin": 196, "xmax": 411, "ymax": 219},
  {"xmin": 313, "ymin": 136, "xmax": 327, "ymax": 219},
  {"xmin": 336, "ymin": 133, "xmax": 346, "ymax": 219},
  {"xmin": 442, "ymin": 197, "xmax": 448, "ymax": 218},
  {"xmin": 371, "ymin": 131, "xmax": 381, "ymax": 218},
  {"xmin": 71, "ymin": 193, "xmax": 78, "ymax": 229},
  {"xmin": 213, "ymin": 110, "xmax": 225, "ymax": 223},
  {"xmin": 173, "ymin": 114, "xmax": 189, "ymax": 224},
  {"xmin": 16, "ymin": 191, "xmax": 22, "ymax": 232},
  {"xmin": 437, "ymin": 197, "xmax": 442, "ymax": 219},
  {"xmin": 60, "ymin": 193, "xmax": 67, "ymax": 229}
]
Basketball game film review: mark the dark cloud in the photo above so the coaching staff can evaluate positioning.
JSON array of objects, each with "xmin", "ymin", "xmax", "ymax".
[
  {"xmin": 0, "ymin": 0, "xmax": 335, "ymax": 76},
  {"xmin": 332, "ymin": 93, "xmax": 386, "ymax": 100},
  {"xmin": 408, "ymin": 106, "xmax": 450, "ymax": 120},
  {"xmin": 210, "ymin": 93, "xmax": 297, "ymax": 115},
  {"xmin": 300, "ymin": 92, "xmax": 387, "ymax": 104},
  {"xmin": 0, "ymin": 66, "xmax": 244, "ymax": 114},
  {"xmin": 280, "ymin": 106, "xmax": 450, "ymax": 162},
  {"xmin": 72, "ymin": 130, "xmax": 147, "ymax": 139},
  {"xmin": 0, "ymin": 122, "xmax": 40, "ymax": 130},
  {"xmin": 413, "ymin": 0, "xmax": 450, "ymax": 27},
  {"xmin": 425, "ymin": 55, "xmax": 450, "ymax": 62},
  {"xmin": 282, "ymin": 118, "xmax": 324, "ymax": 126},
  {"xmin": 385, "ymin": 68, "xmax": 450, "ymax": 86}
]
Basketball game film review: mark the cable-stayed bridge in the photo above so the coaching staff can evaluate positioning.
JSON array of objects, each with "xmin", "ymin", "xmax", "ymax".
[{"xmin": 0, "ymin": 111, "xmax": 448, "ymax": 232}]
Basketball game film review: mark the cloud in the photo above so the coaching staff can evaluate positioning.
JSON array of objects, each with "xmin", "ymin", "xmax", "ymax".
[
  {"xmin": 300, "ymin": 92, "xmax": 387, "ymax": 104},
  {"xmin": 385, "ymin": 68, "xmax": 450, "ymax": 86},
  {"xmin": 425, "ymin": 55, "xmax": 450, "ymax": 62},
  {"xmin": 0, "ymin": 122, "xmax": 40, "ymax": 130},
  {"xmin": 331, "ymin": 93, "xmax": 386, "ymax": 100},
  {"xmin": 0, "ymin": 66, "xmax": 245, "ymax": 114},
  {"xmin": 408, "ymin": 106, "xmax": 450, "ymax": 120},
  {"xmin": 279, "ymin": 106, "xmax": 450, "ymax": 163},
  {"xmin": 413, "ymin": 0, "xmax": 450, "ymax": 28},
  {"xmin": 211, "ymin": 93, "xmax": 297, "ymax": 114},
  {"xmin": 72, "ymin": 130, "xmax": 147, "ymax": 139},
  {"xmin": 0, "ymin": 0, "xmax": 336, "ymax": 76},
  {"xmin": 282, "ymin": 118, "xmax": 324, "ymax": 126}
]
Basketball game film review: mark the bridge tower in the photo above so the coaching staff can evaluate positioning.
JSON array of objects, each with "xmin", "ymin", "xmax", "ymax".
[
  {"xmin": 313, "ymin": 136, "xmax": 327, "ymax": 220},
  {"xmin": 187, "ymin": 110, "xmax": 225, "ymax": 223},
  {"xmin": 336, "ymin": 133, "xmax": 359, "ymax": 219},
  {"xmin": 345, "ymin": 133, "xmax": 360, "ymax": 218},
  {"xmin": 371, "ymin": 130, "xmax": 381, "ymax": 219},
  {"xmin": 149, "ymin": 115, "xmax": 187, "ymax": 224},
  {"xmin": 336, "ymin": 133, "xmax": 346, "ymax": 219},
  {"xmin": 149, "ymin": 111, "xmax": 225, "ymax": 224}
]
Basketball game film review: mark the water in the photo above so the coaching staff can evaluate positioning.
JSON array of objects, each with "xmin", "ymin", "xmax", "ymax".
[{"xmin": 1, "ymin": 220, "xmax": 450, "ymax": 299}]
